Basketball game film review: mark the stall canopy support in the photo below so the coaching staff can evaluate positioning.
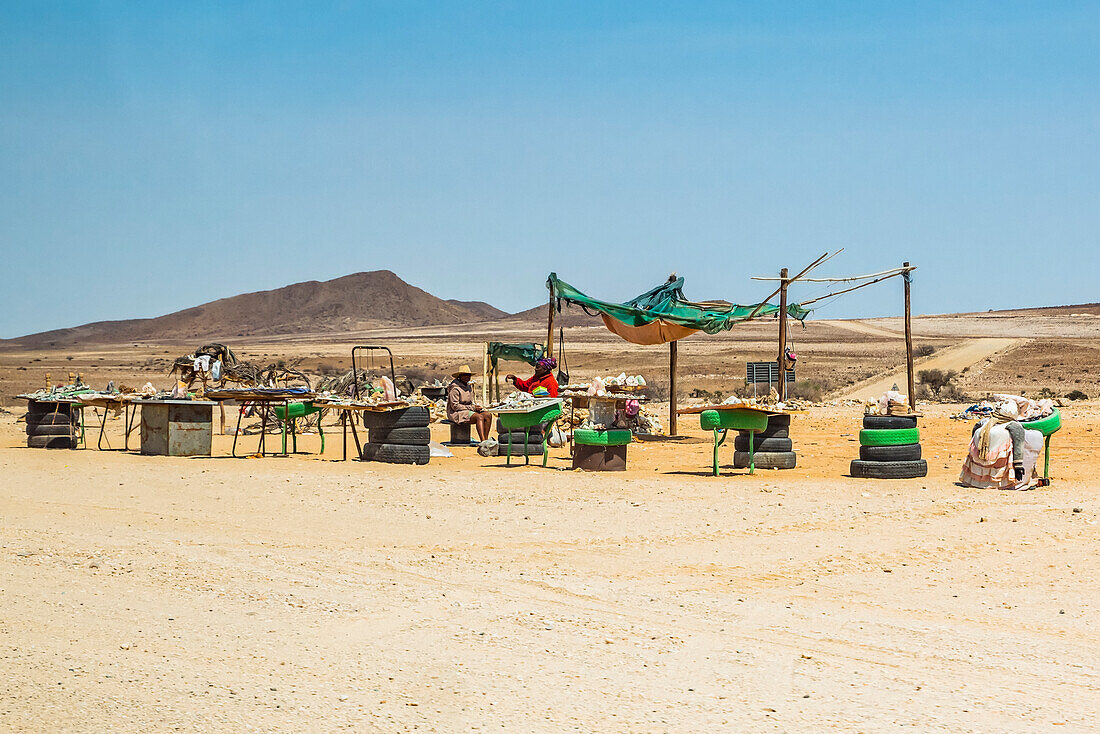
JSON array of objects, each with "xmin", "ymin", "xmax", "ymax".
[
  {"xmin": 904, "ymin": 261, "xmax": 916, "ymax": 410},
  {"xmin": 777, "ymin": 267, "xmax": 790, "ymax": 402},
  {"xmin": 669, "ymin": 340, "xmax": 678, "ymax": 436},
  {"xmin": 546, "ymin": 280, "xmax": 555, "ymax": 362}
]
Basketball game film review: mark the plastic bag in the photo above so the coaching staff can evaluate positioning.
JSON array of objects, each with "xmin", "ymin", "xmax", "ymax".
[{"xmin": 548, "ymin": 425, "xmax": 567, "ymax": 448}]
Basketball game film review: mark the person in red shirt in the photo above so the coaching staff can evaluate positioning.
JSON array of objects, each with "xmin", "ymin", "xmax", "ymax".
[{"xmin": 506, "ymin": 357, "xmax": 559, "ymax": 397}]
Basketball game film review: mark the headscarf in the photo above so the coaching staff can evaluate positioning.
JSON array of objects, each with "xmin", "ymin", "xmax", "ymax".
[
  {"xmin": 977, "ymin": 400, "xmax": 1019, "ymax": 459},
  {"xmin": 536, "ymin": 357, "xmax": 557, "ymax": 370}
]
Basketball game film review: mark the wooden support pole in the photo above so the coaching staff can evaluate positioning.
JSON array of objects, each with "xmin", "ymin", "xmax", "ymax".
[
  {"xmin": 777, "ymin": 267, "xmax": 789, "ymax": 402},
  {"xmin": 903, "ymin": 261, "xmax": 916, "ymax": 411},
  {"xmin": 669, "ymin": 340, "xmax": 678, "ymax": 436},
  {"xmin": 546, "ymin": 281, "xmax": 556, "ymax": 362},
  {"xmin": 482, "ymin": 342, "xmax": 489, "ymax": 407}
]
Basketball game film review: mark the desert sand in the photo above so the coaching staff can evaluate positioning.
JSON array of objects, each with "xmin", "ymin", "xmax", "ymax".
[{"xmin": 2, "ymin": 398, "xmax": 1098, "ymax": 732}]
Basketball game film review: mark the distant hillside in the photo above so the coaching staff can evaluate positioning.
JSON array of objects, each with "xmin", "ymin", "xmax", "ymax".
[
  {"xmin": 502, "ymin": 301, "xmax": 605, "ymax": 328},
  {"xmin": 2, "ymin": 271, "xmax": 508, "ymax": 348}
]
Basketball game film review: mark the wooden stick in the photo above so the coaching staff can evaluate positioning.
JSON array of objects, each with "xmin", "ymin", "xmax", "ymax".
[
  {"xmin": 777, "ymin": 268, "xmax": 789, "ymax": 402},
  {"xmin": 745, "ymin": 250, "xmax": 831, "ymax": 321},
  {"xmin": 798, "ymin": 269, "xmax": 911, "ymax": 306},
  {"xmin": 669, "ymin": 340, "xmax": 678, "ymax": 436},
  {"xmin": 482, "ymin": 342, "xmax": 489, "ymax": 407},
  {"xmin": 904, "ymin": 261, "xmax": 916, "ymax": 410},
  {"xmin": 546, "ymin": 280, "xmax": 555, "ymax": 361}
]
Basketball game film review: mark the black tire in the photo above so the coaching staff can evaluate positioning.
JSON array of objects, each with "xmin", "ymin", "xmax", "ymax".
[
  {"xmin": 25, "ymin": 411, "xmax": 75, "ymax": 425},
  {"xmin": 360, "ymin": 406, "xmax": 430, "ymax": 430},
  {"xmin": 495, "ymin": 442, "xmax": 546, "ymax": 457},
  {"xmin": 497, "ymin": 429, "xmax": 544, "ymax": 443},
  {"xmin": 766, "ymin": 414, "xmax": 791, "ymax": 428},
  {"xmin": 859, "ymin": 444, "xmax": 921, "ymax": 462},
  {"xmin": 496, "ymin": 418, "xmax": 548, "ymax": 434},
  {"xmin": 862, "ymin": 415, "xmax": 918, "ymax": 429},
  {"xmin": 27, "ymin": 424, "xmax": 76, "ymax": 437},
  {"xmin": 360, "ymin": 443, "xmax": 430, "ymax": 465},
  {"xmin": 367, "ymin": 426, "xmax": 430, "ymax": 445},
  {"xmin": 27, "ymin": 435, "xmax": 77, "ymax": 449},
  {"xmin": 733, "ymin": 451, "xmax": 796, "ymax": 470},
  {"xmin": 733, "ymin": 436, "xmax": 793, "ymax": 453},
  {"xmin": 849, "ymin": 459, "xmax": 928, "ymax": 479}
]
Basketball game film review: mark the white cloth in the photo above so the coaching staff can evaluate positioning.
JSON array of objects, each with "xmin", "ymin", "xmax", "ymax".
[{"xmin": 193, "ymin": 355, "xmax": 211, "ymax": 373}]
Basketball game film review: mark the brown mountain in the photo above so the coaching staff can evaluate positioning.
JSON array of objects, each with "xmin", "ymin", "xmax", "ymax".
[{"xmin": 3, "ymin": 271, "xmax": 509, "ymax": 348}]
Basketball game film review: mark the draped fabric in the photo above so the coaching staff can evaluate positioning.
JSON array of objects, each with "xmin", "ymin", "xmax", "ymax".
[
  {"xmin": 548, "ymin": 273, "xmax": 810, "ymax": 345},
  {"xmin": 487, "ymin": 342, "xmax": 545, "ymax": 371}
]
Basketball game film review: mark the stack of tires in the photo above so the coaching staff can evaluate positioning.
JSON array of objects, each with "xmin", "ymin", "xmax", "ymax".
[
  {"xmin": 360, "ymin": 406, "xmax": 430, "ymax": 465},
  {"xmin": 850, "ymin": 415, "xmax": 927, "ymax": 479},
  {"xmin": 25, "ymin": 401, "xmax": 79, "ymax": 449},
  {"xmin": 495, "ymin": 418, "xmax": 544, "ymax": 457},
  {"xmin": 732, "ymin": 414, "xmax": 796, "ymax": 470}
]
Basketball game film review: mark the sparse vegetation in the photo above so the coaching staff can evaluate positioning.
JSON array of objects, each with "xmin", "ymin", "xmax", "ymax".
[
  {"xmin": 916, "ymin": 344, "xmax": 936, "ymax": 357},
  {"xmin": 1037, "ymin": 387, "xmax": 1058, "ymax": 400},
  {"xmin": 786, "ymin": 379, "xmax": 832, "ymax": 403},
  {"xmin": 918, "ymin": 368, "xmax": 967, "ymax": 401},
  {"xmin": 1066, "ymin": 390, "xmax": 1088, "ymax": 401}
]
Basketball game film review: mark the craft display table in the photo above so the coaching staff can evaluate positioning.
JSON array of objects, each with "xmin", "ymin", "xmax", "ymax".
[
  {"xmin": 206, "ymin": 389, "xmax": 315, "ymax": 457},
  {"xmin": 76, "ymin": 395, "xmax": 141, "ymax": 451},
  {"xmin": 560, "ymin": 392, "xmax": 646, "ymax": 456},
  {"xmin": 678, "ymin": 404, "xmax": 789, "ymax": 475},
  {"xmin": 137, "ymin": 399, "xmax": 216, "ymax": 456},
  {"xmin": 310, "ymin": 400, "xmax": 410, "ymax": 461},
  {"xmin": 486, "ymin": 398, "xmax": 563, "ymax": 466}
]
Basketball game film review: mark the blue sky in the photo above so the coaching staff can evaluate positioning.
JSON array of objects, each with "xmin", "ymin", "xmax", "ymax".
[{"xmin": 1, "ymin": 2, "xmax": 1097, "ymax": 338}]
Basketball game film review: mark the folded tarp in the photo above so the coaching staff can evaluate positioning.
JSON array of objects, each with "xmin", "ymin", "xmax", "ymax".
[{"xmin": 547, "ymin": 273, "xmax": 809, "ymax": 345}]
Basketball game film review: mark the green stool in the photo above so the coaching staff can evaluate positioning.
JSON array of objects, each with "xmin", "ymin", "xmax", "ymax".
[
  {"xmin": 274, "ymin": 401, "xmax": 325, "ymax": 454},
  {"xmin": 700, "ymin": 408, "xmax": 769, "ymax": 476}
]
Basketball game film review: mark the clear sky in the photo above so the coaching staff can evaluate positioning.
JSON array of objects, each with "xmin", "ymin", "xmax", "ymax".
[{"xmin": 2, "ymin": 2, "xmax": 1097, "ymax": 338}]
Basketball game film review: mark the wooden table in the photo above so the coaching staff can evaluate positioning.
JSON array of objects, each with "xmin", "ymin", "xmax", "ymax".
[
  {"xmin": 76, "ymin": 395, "xmax": 142, "ymax": 451},
  {"xmin": 311, "ymin": 400, "xmax": 411, "ymax": 461},
  {"xmin": 560, "ymin": 392, "xmax": 646, "ymax": 456},
  {"xmin": 206, "ymin": 390, "xmax": 316, "ymax": 457}
]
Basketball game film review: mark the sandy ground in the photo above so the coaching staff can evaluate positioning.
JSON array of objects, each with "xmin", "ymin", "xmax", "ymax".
[{"xmin": 2, "ymin": 402, "xmax": 1098, "ymax": 732}]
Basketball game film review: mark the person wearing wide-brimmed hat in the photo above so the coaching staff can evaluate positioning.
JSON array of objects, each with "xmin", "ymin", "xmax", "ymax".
[{"xmin": 447, "ymin": 364, "xmax": 491, "ymax": 441}]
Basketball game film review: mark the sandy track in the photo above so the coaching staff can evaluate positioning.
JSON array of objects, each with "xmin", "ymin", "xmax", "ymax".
[
  {"xmin": 1, "ymin": 404, "xmax": 1097, "ymax": 732},
  {"xmin": 838, "ymin": 338, "xmax": 1022, "ymax": 401}
]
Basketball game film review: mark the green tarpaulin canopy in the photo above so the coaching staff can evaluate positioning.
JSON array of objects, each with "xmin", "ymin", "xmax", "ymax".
[
  {"xmin": 547, "ymin": 273, "xmax": 809, "ymax": 345},
  {"xmin": 487, "ymin": 342, "xmax": 544, "ymax": 371}
]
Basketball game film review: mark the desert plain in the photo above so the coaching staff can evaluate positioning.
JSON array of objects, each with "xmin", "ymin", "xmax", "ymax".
[{"xmin": 1, "ymin": 308, "xmax": 1099, "ymax": 732}]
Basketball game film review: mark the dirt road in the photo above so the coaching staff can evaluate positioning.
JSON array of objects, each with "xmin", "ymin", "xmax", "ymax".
[
  {"xmin": 2, "ymin": 404, "xmax": 1097, "ymax": 732},
  {"xmin": 838, "ymin": 338, "xmax": 1022, "ymax": 401}
]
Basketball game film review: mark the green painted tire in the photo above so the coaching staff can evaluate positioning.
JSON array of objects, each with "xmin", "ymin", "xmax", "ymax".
[
  {"xmin": 573, "ymin": 428, "xmax": 632, "ymax": 446},
  {"xmin": 1020, "ymin": 409, "xmax": 1061, "ymax": 437},
  {"xmin": 699, "ymin": 409, "xmax": 769, "ymax": 433},
  {"xmin": 859, "ymin": 427, "xmax": 920, "ymax": 446}
]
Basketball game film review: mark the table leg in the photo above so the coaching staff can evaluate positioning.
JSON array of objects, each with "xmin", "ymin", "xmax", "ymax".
[
  {"xmin": 748, "ymin": 431, "xmax": 755, "ymax": 475},
  {"xmin": 341, "ymin": 413, "xmax": 348, "ymax": 461},
  {"xmin": 1043, "ymin": 436, "xmax": 1051, "ymax": 480},
  {"xmin": 124, "ymin": 403, "xmax": 140, "ymax": 451},
  {"xmin": 349, "ymin": 415, "xmax": 363, "ymax": 459},
  {"xmin": 97, "ymin": 408, "xmax": 110, "ymax": 450},
  {"xmin": 281, "ymin": 400, "xmax": 288, "ymax": 456},
  {"xmin": 713, "ymin": 429, "xmax": 728, "ymax": 476},
  {"xmin": 524, "ymin": 427, "xmax": 530, "ymax": 466},
  {"xmin": 232, "ymin": 405, "xmax": 245, "ymax": 457}
]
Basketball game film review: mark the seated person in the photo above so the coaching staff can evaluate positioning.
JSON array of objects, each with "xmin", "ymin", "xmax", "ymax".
[
  {"xmin": 505, "ymin": 357, "xmax": 560, "ymax": 397},
  {"xmin": 959, "ymin": 400, "xmax": 1043, "ymax": 489},
  {"xmin": 447, "ymin": 365, "xmax": 491, "ymax": 441}
]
